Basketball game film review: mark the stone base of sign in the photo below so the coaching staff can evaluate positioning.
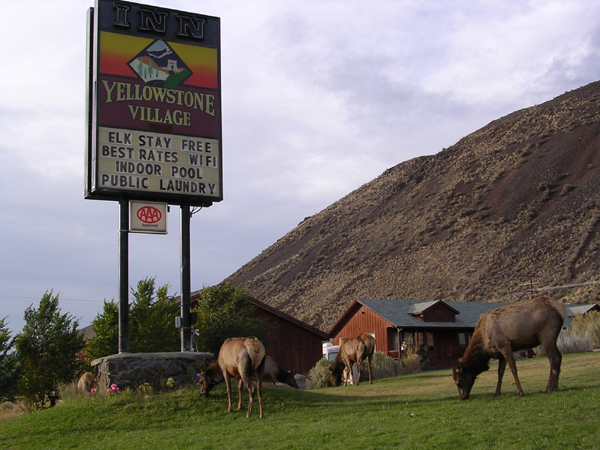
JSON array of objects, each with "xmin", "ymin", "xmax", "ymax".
[{"xmin": 91, "ymin": 352, "xmax": 214, "ymax": 392}]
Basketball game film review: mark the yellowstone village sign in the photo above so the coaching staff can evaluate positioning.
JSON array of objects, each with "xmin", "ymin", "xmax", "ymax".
[
  {"xmin": 85, "ymin": 0, "xmax": 221, "ymax": 354},
  {"xmin": 85, "ymin": 0, "xmax": 222, "ymax": 206}
]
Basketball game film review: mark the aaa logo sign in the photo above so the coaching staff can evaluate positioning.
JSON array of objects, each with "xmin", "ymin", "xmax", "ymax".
[
  {"xmin": 130, "ymin": 201, "xmax": 168, "ymax": 234},
  {"xmin": 137, "ymin": 206, "xmax": 162, "ymax": 223}
]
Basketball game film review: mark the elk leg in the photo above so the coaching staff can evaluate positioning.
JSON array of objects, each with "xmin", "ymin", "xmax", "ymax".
[
  {"xmin": 223, "ymin": 373, "xmax": 233, "ymax": 412},
  {"xmin": 256, "ymin": 356, "xmax": 265, "ymax": 418},
  {"xmin": 244, "ymin": 378, "xmax": 255, "ymax": 418},
  {"xmin": 341, "ymin": 354, "xmax": 353, "ymax": 386},
  {"xmin": 237, "ymin": 378, "xmax": 244, "ymax": 411},
  {"xmin": 495, "ymin": 357, "xmax": 507, "ymax": 397},
  {"xmin": 354, "ymin": 358, "xmax": 362, "ymax": 386},
  {"xmin": 543, "ymin": 341, "xmax": 562, "ymax": 393},
  {"xmin": 256, "ymin": 376, "xmax": 264, "ymax": 419},
  {"xmin": 367, "ymin": 354, "xmax": 373, "ymax": 384},
  {"xmin": 502, "ymin": 348, "xmax": 524, "ymax": 397}
]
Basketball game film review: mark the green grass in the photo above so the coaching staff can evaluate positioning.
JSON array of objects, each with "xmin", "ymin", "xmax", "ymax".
[{"xmin": 2, "ymin": 352, "xmax": 600, "ymax": 449}]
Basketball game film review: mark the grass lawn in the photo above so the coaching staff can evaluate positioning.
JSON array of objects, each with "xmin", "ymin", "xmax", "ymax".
[{"xmin": 1, "ymin": 352, "xmax": 599, "ymax": 449}]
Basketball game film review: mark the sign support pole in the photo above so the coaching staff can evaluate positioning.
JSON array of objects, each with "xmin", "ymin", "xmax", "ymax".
[
  {"xmin": 118, "ymin": 198, "xmax": 130, "ymax": 353},
  {"xmin": 180, "ymin": 204, "xmax": 192, "ymax": 352}
]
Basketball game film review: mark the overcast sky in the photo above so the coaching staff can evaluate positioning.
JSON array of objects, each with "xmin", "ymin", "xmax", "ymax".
[{"xmin": 2, "ymin": 0, "xmax": 600, "ymax": 335}]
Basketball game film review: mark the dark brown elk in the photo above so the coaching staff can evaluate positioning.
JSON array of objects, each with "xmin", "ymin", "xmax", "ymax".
[
  {"xmin": 261, "ymin": 356, "xmax": 299, "ymax": 388},
  {"xmin": 198, "ymin": 337, "xmax": 266, "ymax": 418},
  {"xmin": 452, "ymin": 296, "xmax": 566, "ymax": 400},
  {"xmin": 330, "ymin": 334, "xmax": 376, "ymax": 386}
]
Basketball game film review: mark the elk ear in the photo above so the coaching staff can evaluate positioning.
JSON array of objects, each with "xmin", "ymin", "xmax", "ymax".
[
  {"xmin": 199, "ymin": 363, "xmax": 206, "ymax": 371},
  {"xmin": 455, "ymin": 362, "xmax": 463, "ymax": 373}
]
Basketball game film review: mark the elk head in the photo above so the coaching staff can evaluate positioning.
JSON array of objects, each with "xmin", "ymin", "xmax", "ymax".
[
  {"xmin": 452, "ymin": 361, "xmax": 478, "ymax": 400},
  {"xmin": 198, "ymin": 363, "xmax": 213, "ymax": 397}
]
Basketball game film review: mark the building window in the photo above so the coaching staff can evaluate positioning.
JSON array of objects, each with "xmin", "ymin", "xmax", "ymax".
[
  {"xmin": 417, "ymin": 332, "xmax": 425, "ymax": 346},
  {"xmin": 427, "ymin": 332, "xmax": 434, "ymax": 348},
  {"xmin": 390, "ymin": 330, "xmax": 399, "ymax": 350},
  {"xmin": 458, "ymin": 332, "xmax": 470, "ymax": 353}
]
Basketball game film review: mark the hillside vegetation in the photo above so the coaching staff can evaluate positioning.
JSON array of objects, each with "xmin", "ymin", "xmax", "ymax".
[
  {"xmin": 226, "ymin": 81, "xmax": 600, "ymax": 331},
  {"xmin": 1, "ymin": 352, "xmax": 599, "ymax": 449}
]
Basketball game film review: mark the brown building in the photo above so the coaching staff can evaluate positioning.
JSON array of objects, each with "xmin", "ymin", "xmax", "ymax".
[{"xmin": 190, "ymin": 294, "xmax": 330, "ymax": 375}]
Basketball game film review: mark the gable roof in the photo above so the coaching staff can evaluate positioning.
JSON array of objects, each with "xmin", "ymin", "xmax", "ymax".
[
  {"xmin": 357, "ymin": 299, "xmax": 507, "ymax": 330},
  {"xmin": 408, "ymin": 299, "xmax": 461, "ymax": 316},
  {"xmin": 246, "ymin": 296, "xmax": 330, "ymax": 340}
]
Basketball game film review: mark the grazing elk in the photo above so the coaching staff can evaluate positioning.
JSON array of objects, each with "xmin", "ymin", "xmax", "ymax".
[
  {"xmin": 261, "ymin": 356, "xmax": 299, "ymax": 388},
  {"xmin": 330, "ymin": 333, "xmax": 376, "ymax": 386},
  {"xmin": 453, "ymin": 296, "xmax": 566, "ymax": 400},
  {"xmin": 198, "ymin": 337, "xmax": 266, "ymax": 418}
]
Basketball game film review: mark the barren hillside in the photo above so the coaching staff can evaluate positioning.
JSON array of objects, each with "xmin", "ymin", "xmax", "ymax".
[{"xmin": 225, "ymin": 81, "xmax": 600, "ymax": 332}]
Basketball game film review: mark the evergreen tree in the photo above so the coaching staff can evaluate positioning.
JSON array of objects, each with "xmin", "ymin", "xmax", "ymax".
[
  {"xmin": 85, "ymin": 277, "xmax": 180, "ymax": 360},
  {"xmin": 85, "ymin": 299, "xmax": 118, "ymax": 361},
  {"xmin": 0, "ymin": 317, "xmax": 19, "ymax": 403},
  {"xmin": 193, "ymin": 283, "xmax": 273, "ymax": 355},
  {"xmin": 129, "ymin": 277, "xmax": 180, "ymax": 353},
  {"xmin": 15, "ymin": 291, "xmax": 85, "ymax": 409}
]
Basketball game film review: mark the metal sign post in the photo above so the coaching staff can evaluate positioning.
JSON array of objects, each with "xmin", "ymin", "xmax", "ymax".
[
  {"xmin": 180, "ymin": 204, "xmax": 192, "ymax": 352},
  {"xmin": 119, "ymin": 198, "xmax": 130, "ymax": 353}
]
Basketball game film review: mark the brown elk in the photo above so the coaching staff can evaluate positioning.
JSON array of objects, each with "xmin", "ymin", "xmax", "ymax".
[
  {"xmin": 198, "ymin": 337, "xmax": 266, "ymax": 418},
  {"xmin": 452, "ymin": 296, "xmax": 566, "ymax": 400},
  {"xmin": 330, "ymin": 334, "xmax": 376, "ymax": 386},
  {"xmin": 261, "ymin": 356, "xmax": 299, "ymax": 388},
  {"xmin": 77, "ymin": 372, "xmax": 96, "ymax": 393}
]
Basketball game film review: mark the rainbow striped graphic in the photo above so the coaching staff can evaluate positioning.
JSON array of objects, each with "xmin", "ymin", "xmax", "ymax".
[{"xmin": 99, "ymin": 31, "xmax": 218, "ymax": 90}]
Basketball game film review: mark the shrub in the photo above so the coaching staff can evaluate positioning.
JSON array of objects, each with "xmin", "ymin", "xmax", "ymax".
[
  {"xmin": 58, "ymin": 381, "xmax": 80, "ymax": 403},
  {"xmin": 401, "ymin": 346, "xmax": 423, "ymax": 374},
  {"xmin": 557, "ymin": 330, "xmax": 594, "ymax": 354},
  {"xmin": 370, "ymin": 352, "xmax": 402, "ymax": 379},
  {"xmin": 571, "ymin": 311, "xmax": 600, "ymax": 349},
  {"xmin": 536, "ymin": 329, "xmax": 594, "ymax": 356},
  {"xmin": 306, "ymin": 359, "xmax": 332, "ymax": 389}
]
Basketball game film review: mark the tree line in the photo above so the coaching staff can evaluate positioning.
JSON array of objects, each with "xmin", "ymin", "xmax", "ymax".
[{"xmin": 0, "ymin": 279, "xmax": 271, "ymax": 411}]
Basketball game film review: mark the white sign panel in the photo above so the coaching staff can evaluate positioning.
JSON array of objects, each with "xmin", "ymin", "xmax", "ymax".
[{"xmin": 129, "ymin": 201, "xmax": 168, "ymax": 234}]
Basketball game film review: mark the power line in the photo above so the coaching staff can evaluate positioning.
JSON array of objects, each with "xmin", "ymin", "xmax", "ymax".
[{"xmin": 0, "ymin": 296, "xmax": 107, "ymax": 304}]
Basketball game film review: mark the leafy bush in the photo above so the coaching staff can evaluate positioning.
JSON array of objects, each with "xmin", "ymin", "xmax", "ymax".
[
  {"xmin": 401, "ymin": 345, "xmax": 423, "ymax": 374},
  {"xmin": 557, "ymin": 329, "xmax": 594, "ymax": 354},
  {"xmin": 306, "ymin": 358, "xmax": 332, "ymax": 389},
  {"xmin": 536, "ymin": 328, "xmax": 594, "ymax": 356},
  {"xmin": 371, "ymin": 352, "xmax": 402, "ymax": 379},
  {"xmin": 571, "ymin": 311, "xmax": 600, "ymax": 349}
]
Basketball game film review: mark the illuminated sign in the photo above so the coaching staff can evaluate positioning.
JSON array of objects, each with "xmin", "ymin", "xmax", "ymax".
[{"xmin": 85, "ymin": 0, "xmax": 222, "ymax": 207}]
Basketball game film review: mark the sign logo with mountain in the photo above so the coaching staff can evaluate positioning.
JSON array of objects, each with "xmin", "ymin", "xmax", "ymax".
[{"xmin": 128, "ymin": 40, "xmax": 192, "ymax": 89}]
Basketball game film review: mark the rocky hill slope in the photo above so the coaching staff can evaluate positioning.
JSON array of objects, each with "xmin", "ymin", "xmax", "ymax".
[{"xmin": 225, "ymin": 81, "xmax": 600, "ymax": 332}]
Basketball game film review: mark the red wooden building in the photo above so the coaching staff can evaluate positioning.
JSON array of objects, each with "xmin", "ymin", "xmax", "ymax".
[{"xmin": 190, "ymin": 293, "xmax": 330, "ymax": 375}]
